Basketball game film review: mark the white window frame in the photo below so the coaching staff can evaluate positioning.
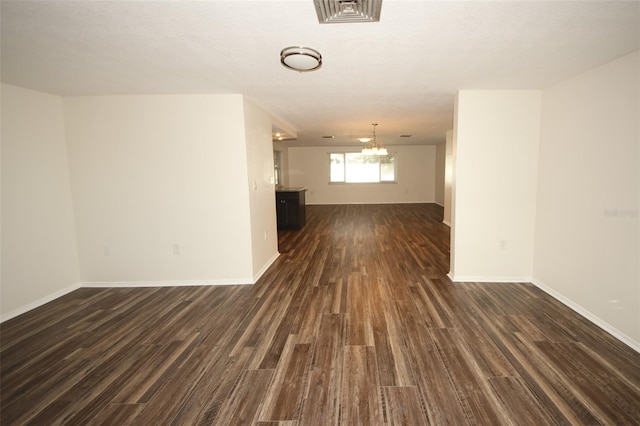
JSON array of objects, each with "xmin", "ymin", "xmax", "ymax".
[{"xmin": 329, "ymin": 152, "xmax": 397, "ymax": 184}]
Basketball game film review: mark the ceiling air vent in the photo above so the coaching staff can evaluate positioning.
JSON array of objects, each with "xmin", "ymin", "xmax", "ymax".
[{"xmin": 314, "ymin": 0, "xmax": 382, "ymax": 24}]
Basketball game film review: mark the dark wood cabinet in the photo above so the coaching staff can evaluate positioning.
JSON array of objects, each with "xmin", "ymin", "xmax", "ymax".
[{"xmin": 276, "ymin": 188, "xmax": 306, "ymax": 230}]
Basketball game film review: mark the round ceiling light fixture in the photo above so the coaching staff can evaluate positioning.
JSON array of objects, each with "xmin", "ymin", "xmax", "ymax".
[{"xmin": 280, "ymin": 46, "xmax": 322, "ymax": 72}]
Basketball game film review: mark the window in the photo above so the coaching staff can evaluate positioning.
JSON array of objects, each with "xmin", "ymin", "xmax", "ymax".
[
  {"xmin": 274, "ymin": 150, "xmax": 283, "ymax": 186},
  {"xmin": 330, "ymin": 152, "xmax": 396, "ymax": 183}
]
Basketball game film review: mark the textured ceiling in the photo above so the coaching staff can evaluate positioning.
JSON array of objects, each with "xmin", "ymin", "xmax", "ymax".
[{"xmin": 2, "ymin": 1, "xmax": 638, "ymax": 147}]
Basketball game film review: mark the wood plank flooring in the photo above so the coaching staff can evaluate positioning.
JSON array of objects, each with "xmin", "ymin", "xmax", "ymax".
[{"xmin": 2, "ymin": 203, "xmax": 640, "ymax": 425}]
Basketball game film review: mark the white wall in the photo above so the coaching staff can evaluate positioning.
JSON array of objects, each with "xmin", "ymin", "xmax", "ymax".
[
  {"xmin": 1, "ymin": 84, "xmax": 81, "ymax": 319},
  {"xmin": 243, "ymin": 98, "xmax": 279, "ymax": 280},
  {"xmin": 64, "ymin": 94, "xmax": 255, "ymax": 284},
  {"xmin": 288, "ymin": 145, "xmax": 437, "ymax": 205},
  {"xmin": 534, "ymin": 51, "xmax": 639, "ymax": 345},
  {"xmin": 273, "ymin": 146, "xmax": 289, "ymax": 187},
  {"xmin": 435, "ymin": 142, "xmax": 445, "ymax": 206},
  {"xmin": 451, "ymin": 90, "xmax": 541, "ymax": 282},
  {"xmin": 280, "ymin": 147, "xmax": 290, "ymax": 187},
  {"xmin": 443, "ymin": 130, "xmax": 454, "ymax": 227}
]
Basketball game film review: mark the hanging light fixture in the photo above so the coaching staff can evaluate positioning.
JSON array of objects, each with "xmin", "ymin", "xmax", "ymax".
[{"xmin": 362, "ymin": 123, "xmax": 388, "ymax": 156}]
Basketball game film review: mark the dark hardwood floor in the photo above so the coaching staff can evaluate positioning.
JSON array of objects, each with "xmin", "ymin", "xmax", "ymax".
[{"xmin": 2, "ymin": 203, "xmax": 639, "ymax": 425}]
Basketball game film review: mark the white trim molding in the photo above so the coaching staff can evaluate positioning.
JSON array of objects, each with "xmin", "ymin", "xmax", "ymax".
[
  {"xmin": 253, "ymin": 252, "xmax": 280, "ymax": 283},
  {"xmin": 306, "ymin": 201, "xmax": 435, "ymax": 206},
  {"xmin": 1, "ymin": 253, "xmax": 282, "ymax": 323},
  {"xmin": 82, "ymin": 279, "xmax": 255, "ymax": 288},
  {"xmin": 447, "ymin": 273, "xmax": 533, "ymax": 283},
  {"xmin": 446, "ymin": 274, "xmax": 640, "ymax": 353},
  {"xmin": 0, "ymin": 282, "xmax": 81, "ymax": 323},
  {"xmin": 532, "ymin": 279, "xmax": 640, "ymax": 353}
]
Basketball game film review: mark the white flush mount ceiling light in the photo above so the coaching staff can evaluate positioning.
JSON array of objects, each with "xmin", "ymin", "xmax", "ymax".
[
  {"xmin": 314, "ymin": 0, "xmax": 382, "ymax": 24},
  {"xmin": 362, "ymin": 123, "xmax": 388, "ymax": 156},
  {"xmin": 280, "ymin": 46, "xmax": 322, "ymax": 72}
]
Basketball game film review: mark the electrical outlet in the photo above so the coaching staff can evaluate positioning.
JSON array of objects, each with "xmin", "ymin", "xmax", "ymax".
[
  {"xmin": 264, "ymin": 230, "xmax": 269, "ymax": 240},
  {"xmin": 173, "ymin": 244, "xmax": 181, "ymax": 255}
]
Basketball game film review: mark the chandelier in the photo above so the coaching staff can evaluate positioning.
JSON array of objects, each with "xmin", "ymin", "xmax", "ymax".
[{"xmin": 362, "ymin": 123, "xmax": 388, "ymax": 156}]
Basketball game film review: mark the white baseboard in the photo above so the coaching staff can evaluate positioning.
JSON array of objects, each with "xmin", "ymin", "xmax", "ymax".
[
  {"xmin": 253, "ymin": 252, "xmax": 280, "ymax": 282},
  {"xmin": 531, "ymin": 279, "xmax": 640, "ymax": 353},
  {"xmin": 447, "ymin": 274, "xmax": 640, "ymax": 352},
  {"xmin": 442, "ymin": 219, "xmax": 451, "ymax": 227},
  {"xmin": 82, "ymin": 279, "xmax": 255, "ymax": 288},
  {"xmin": 448, "ymin": 274, "xmax": 533, "ymax": 283},
  {"xmin": 1, "ymin": 253, "xmax": 283, "ymax": 323},
  {"xmin": 0, "ymin": 282, "xmax": 81, "ymax": 323},
  {"xmin": 1, "ymin": 279, "xmax": 254, "ymax": 322},
  {"xmin": 306, "ymin": 201, "xmax": 436, "ymax": 206}
]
